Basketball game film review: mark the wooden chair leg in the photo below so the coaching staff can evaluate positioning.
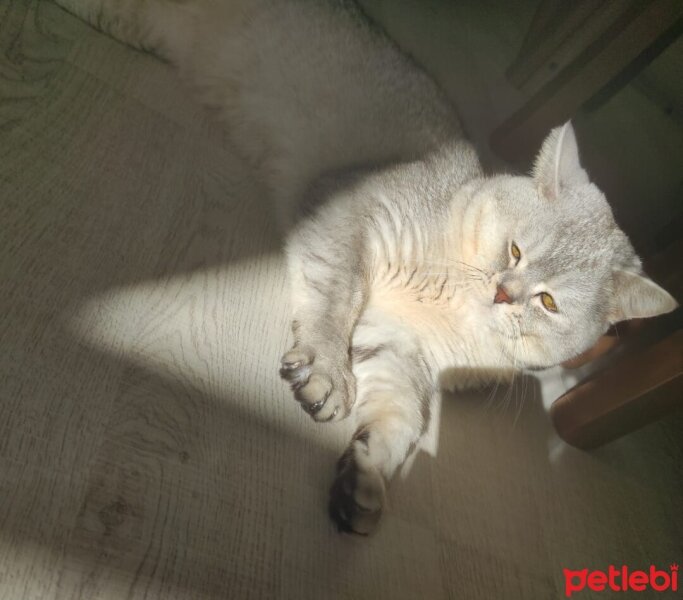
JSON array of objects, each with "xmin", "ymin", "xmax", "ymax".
[{"xmin": 550, "ymin": 329, "xmax": 683, "ymax": 449}]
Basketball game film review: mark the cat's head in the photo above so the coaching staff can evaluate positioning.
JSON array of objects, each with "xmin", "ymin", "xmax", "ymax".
[{"xmin": 458, "ymin": 122, "xmax": 677, "ymax": 368}]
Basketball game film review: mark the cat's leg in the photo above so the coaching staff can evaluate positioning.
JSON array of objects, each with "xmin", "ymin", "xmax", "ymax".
[
  {"xmin": 329, "ymin": 324, "xmax": 434, "ymax": 534},
  {"xmin": 280, "ymin": 208, "xmax": 368, "ymax": 422}
]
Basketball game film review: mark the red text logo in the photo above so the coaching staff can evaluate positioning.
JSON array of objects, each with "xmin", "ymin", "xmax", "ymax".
[{"xmin": 563, "ymin": 564, "xmax": 678, "ymax": 597}]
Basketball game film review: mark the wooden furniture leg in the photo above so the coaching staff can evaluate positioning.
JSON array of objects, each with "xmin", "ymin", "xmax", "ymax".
[{"xmin": 551, "ymin": 329, "xmax": 683, "ymax": 449}]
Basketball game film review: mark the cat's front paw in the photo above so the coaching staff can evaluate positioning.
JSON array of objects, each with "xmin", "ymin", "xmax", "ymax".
[
  {"xmin": 329, "ymin": 454, "xmax": 385, "ymax": 535},
  {"xmin": 279, "ymin": 344, "xmax": 354, "ymax": 422}
]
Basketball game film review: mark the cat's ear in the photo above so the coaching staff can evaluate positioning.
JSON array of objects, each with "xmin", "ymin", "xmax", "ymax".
[
  {"xmin": 609, "ymin": 269, "xmax": 678, "ymax": 323},
  {"xmin": 533, "ymin": 122, "xmax": 589, "ymax": 200}
]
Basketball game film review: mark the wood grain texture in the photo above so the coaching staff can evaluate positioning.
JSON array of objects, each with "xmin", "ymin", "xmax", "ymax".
[
  {"xmin": 1, "ymin": 2, "xmax": 682, "ymax": 599},
  {"xmin": 552, "ymin": 329, "xmax": 683, "ymax": 449}
]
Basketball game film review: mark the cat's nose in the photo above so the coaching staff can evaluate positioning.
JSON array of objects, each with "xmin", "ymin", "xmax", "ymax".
[{"xmin": 494, "ymin": 284, "xmax": 513, "ymax": 304}]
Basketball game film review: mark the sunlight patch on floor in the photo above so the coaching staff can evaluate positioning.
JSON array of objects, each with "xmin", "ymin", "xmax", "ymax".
[{"xmin": 64, "ymin": 252, "xmax": 354, "ymax": 450}]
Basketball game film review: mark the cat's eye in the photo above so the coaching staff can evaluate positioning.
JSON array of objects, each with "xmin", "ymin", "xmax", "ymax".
[
  {"xmin": 510, "ymin": 242, "xmax": 521, "ymax": 263},
  {"xmin": 539, "ymin": 292, "xmax": 558, "ymax": 312}
]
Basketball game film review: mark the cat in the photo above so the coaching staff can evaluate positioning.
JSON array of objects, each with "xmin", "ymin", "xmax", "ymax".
[{"xmin": 54, "ymin": 0, "xmax": 677, "ymax": 534}]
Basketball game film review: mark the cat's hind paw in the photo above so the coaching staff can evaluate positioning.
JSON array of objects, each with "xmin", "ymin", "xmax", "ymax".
[
  {"xmin": 329, "ymin": 454, "xmax": 385, "ymax": 535},
  {"xmin": 280, "ymin": 345, "xmax": 353, "ymax": 422}
]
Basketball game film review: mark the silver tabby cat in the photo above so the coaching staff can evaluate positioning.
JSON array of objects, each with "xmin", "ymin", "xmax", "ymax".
[{"xmin": 55, "ymin": 0, "xmax": 677, "ymax": 534}]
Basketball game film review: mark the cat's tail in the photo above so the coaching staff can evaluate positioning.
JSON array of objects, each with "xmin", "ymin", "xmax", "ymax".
[{"xmin": 53, "ymin": 0, "xmax": 194, "ymax": 63}]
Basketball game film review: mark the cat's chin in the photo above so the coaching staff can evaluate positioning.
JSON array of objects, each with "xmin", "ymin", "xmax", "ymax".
[{"xmin": 494, "ymin": 332, "xmax": 550, "ymax": 371}]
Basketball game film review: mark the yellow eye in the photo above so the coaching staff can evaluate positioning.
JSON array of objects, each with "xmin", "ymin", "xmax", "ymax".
[
  {"xmin": 511, "ymin": 242, "xmax": 521, "ymax": 261},
  {"xmin": 540, "ymin": 292, "xmax": 558, "ymax": 312}
]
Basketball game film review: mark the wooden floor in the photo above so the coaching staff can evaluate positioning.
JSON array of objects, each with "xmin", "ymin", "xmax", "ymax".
[{"xmin": 1, "ymin": 2, "xmax": 681, "ymax": 599}]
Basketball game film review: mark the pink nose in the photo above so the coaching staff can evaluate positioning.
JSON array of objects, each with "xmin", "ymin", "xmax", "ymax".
[{"xmin": 494, "ymin": 284, "xmax": 513, "ymax": 304}]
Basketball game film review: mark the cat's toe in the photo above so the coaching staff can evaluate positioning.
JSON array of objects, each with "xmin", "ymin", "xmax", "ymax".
[
  {"xmin": 294, "ymin": 372, "xmax": 345, "ymax": 422},
  {"xmin": 329, "ymin": 459, "xmax": 384, "ymax": 535},
  {"xmin": 280, "ymin": 345, "xmax": 353, "ymax": 422},
  {"xmin": 279, "ymin": 346, "xmax": 314, "ymax": 385}
]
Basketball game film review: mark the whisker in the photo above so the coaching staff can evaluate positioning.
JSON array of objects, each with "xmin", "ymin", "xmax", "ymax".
[
  {"xmin": 402, "ymin": 258, "xmax": 490, "ymax": 278},
  {"xmin": 449, "ymin": 260, "xmax": 489, "ymax": 277}
]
